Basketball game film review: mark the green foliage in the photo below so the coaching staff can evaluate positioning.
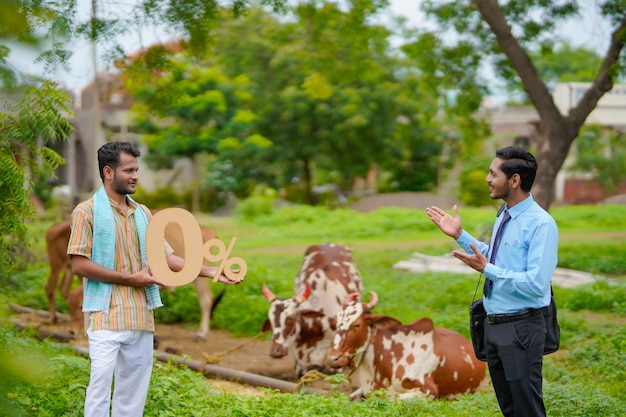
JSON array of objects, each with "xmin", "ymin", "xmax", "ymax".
[
  {"xmin": 124, "ymin": 53, "xmax": 275, "ymax": 206},
  {"xmin": 419, "ymin": 0, "xmax": 626, "ymax": 210},
  {"xmin": 560, "ymin": 280, "xmax": 626, "ymax": 315},
  {"xmin": 3, "ymin": 0, "xmax": 288, "ymax": 88},
  {"xmin": 234, "ymin": 185, "xmax": 278, "ymax": 221},
  {"xmin": 0, "ymin": 326, "xmax": 87, "ymax": 417},
  {"xmin": 545, "ymin": 380, "xmax": 624, "ymax": 417},
  {"xmin": 533, "ymin": 43, "xmax": 605, "ymax": 85},
  {"xmin": 155, "ymin": 285, "xmax": 203, "ymax": 324},
  {"xmin": 551, "ymin": 204, "xmax": 626, "ymax": 231},
  {"xmin": 400, "ymin": 31, "xmax": 490, "ymax": 162},
  {"xmin": 210, "ymin": 4, "xmax": 452, "ymax": 202},
  {"xmin": 568, "ymin": 126, "xmax": 626, "ymax": 195},
  {"xmin": 126, "ymin": 61, "xmax": 264, "ymax": 168},
  {"xmin": 458, "ymin": 156, "xmax": 497, "ymax": 207},
  {"xmin": 4, "ymin": 296, "xmax": 626, "ymax": 416},
  {"xmin": 568, "ymin": 325, "xmax": 626, "ymax": 385},
  {"xmin": 558, "ymin": 240, "xmax": 626, "ymax": 275},
  {"xmin": 502, "ymin": 42, "xmax": 605, "ymax": 103},
  {"xmin": 0, "ymin": 0, "xmax": 74, "ymax": 87},
  {"xmin": 0, "ymin": 82, "xmax": 71, "ymax": 281},
  {"xmin": 238, "ymin": 203, "xmax": 496, "ymax": 245},
  {"xmin": 210, "ymin": 262, "xmax": 292, "ymax": 336},
  {"xmin": 5, "ymin": 202, "xmax": 626, "ymax": 415},
  {"xmin": 132, "ymin": 185, "xmax": 188, "ymax": 210},
  {"xmin": 422, "ymin": 1, "xmax": 591, "ymax": 99},
  {"xmin": 132, "ymin": 184, "xmax": 220, "ymax": 213}
]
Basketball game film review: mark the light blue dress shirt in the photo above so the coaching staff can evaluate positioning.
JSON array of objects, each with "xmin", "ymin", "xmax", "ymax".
[{"xmin": 456, "ymin": 194, "xmax": 558, "ymax": 314}]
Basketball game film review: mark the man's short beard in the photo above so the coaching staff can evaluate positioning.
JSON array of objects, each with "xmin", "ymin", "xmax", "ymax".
[
  {"xmin": 113, "ymin": 182, "xmax": 135, "ymax": 195},
  {"xmin": 491, "ymin": 189, "xmax": 510, "ymax": 200}
]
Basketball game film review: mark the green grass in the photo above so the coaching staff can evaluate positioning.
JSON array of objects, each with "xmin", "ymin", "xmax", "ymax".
[{"xmin": 2, "ymin": 203, "xmax": 626, "ymax": 416}]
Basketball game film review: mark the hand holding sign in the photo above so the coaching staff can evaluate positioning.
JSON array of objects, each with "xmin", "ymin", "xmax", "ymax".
[
  {"xmin": 146, "ymin": 208, "xmax": 247, "ymax": 286},
  {"xmin": 204, "ymin": 237, "xmax": 247, "ymax": 283}
]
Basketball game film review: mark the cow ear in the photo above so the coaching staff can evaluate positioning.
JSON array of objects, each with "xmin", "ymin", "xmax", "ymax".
[
  {"xmin": 329, "ymin": 316, "xmax": 337, "ymax": 330},
  {"xmin": 262, "ymin": 319, "xmax": 272, "ymax": 332},
  {"xmin": 369, "ymin": 314, "xmax": 402, "ymax": 330}
]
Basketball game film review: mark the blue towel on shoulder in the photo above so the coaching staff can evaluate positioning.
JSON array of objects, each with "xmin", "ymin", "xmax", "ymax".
[{"xmin": 82, "ymin": 186, "xmax": 163, "ymax": 313}]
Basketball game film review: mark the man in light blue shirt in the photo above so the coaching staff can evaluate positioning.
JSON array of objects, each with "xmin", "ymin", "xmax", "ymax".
[{"xmin": 426, "ymin": 146, "xmax": 558, "ymax": 417}]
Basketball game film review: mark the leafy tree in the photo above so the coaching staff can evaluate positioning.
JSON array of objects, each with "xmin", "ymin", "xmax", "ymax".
[
  {"xmin": 212, "ymin": 1, "xmax": 439, "ymax": 203},
  {"xmin": 399, "ymin": 30, "xmax": 490, "ymax": 180},
  {"xmin": 5, "ymin": 0, "xmax": 291, "ymax": 200},
  {"xmin": 505, "ymin": 42, "xmax": 606, "ymax": 103},
  {"xmin": 459, "ymin": 155, "xmax": 496, "ymax": 207},
  {"xmin": 532, "ymin": 43, "xmax": 606, "ymax": 86},
  {"xmin": 569, "ymin": 125, "xmax": 626, "ymax": 195},
  {"xmin": 0, "ymin": 82, "xmax": 70, "ymax": 278},
  {"xmin": 121, "ymin": 50, "xmax": 273, "ymax": 208},
  {"xmin": 1, "ymin": 0, "xmax": 72, "ymax": 281},
  {"xmin": 0, "ymin": 0, "xmax": 74, "ymax": 87},
  {"xmin": 422, "ymin": 0, "xmax": 626, "ymax": 209}
]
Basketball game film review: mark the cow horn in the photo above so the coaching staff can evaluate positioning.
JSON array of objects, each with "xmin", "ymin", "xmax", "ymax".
[
  {"xmin": 262, "ymin": 283, "xmax": 276, "ymax": 303},
  {"xmin": 295, "ymin": 284, "xmax": 311, "ymax": 304},
  {"xmin": 345, "ymin": 293, "xmax": 359, "ymax": 304},
  {"xmin": 366, "ymin": 291, "xmax": 378, "ymax": 310}
]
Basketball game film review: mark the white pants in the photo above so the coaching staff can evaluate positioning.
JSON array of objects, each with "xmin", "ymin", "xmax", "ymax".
[{"xmin": 84, "ymin": 328, "xmax": 154, "ymax": 417}]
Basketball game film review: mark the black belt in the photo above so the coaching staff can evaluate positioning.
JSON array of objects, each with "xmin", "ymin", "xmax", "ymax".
[{"xmin": 487, "ymin": 308, "xmax": 542, "ymax": 325}]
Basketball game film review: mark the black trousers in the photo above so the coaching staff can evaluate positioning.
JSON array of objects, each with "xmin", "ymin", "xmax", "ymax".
[{"xmin": 485, "ymin": 313, "xmax": 546, "ymax": 417}]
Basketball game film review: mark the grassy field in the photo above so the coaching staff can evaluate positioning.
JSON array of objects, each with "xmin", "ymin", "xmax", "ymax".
[{"xmin": 2, "ymin": 203, "xmax": 626, "ymax": 416}]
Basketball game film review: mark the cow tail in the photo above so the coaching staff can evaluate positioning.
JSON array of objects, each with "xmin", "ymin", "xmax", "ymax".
[{"xmin": 210, "ymin": 285, "xmax": 227, "ymax": 319}]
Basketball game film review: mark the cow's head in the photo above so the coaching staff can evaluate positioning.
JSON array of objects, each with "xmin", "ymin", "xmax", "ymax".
[
  {"xmin": 261, "ymin": 283, "xmax": 311, "ymax": 358},
  {"xmin": 327, "ymin": 291, "xmax": 401, "ymax": 369}
]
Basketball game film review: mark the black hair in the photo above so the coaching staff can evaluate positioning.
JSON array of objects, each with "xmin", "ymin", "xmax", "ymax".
[
  {"xmin": 495, "ymin": 145, "xmax": 537, "ymax": 192},
  {"xmin": 97, "ymin": 141, "xmax": 141, "ymax": 182}
]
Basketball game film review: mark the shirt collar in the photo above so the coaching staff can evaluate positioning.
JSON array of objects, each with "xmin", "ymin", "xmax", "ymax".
[
  {"xmin": 504, "ymin": 193, "xmax": 534, "ymax": 219},
  {"xmin": 108, "ymin": 196, "xmax": 137, "ymax": 215}
]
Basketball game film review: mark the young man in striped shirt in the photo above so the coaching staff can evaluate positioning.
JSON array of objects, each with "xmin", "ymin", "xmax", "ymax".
[{"xmin": 68, "ymin": 141, "xmax": 239, "ymax": 417}]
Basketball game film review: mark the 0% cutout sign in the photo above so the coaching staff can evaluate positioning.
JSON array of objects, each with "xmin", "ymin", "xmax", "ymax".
[{"xmin": 146, "ymin": 208, "xmax": 247, "ymax": 286}]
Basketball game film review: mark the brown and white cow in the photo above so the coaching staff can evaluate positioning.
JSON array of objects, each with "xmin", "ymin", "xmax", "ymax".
[
  {"xmin": 262, "ymin": 243, "xmax": 363, "ymax": 377},
  {"xmin": 45, "ymin": 220, "xmax": 81, "ymax": 324},
  {"xmin": 327, "ymin": 292, "xmax": 486, "ymax": 400},
  {"xmin": 44, "ymin": 216, "xmax": 224, "ymax": 340}
]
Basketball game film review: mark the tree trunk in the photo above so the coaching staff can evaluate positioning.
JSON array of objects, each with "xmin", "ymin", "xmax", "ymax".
[
  {"xmin": 191, "ymin": 154, "xmax": 201, "ymax": 213},
  {"xmin": 302, "ymin": 157, "xmax": 315, "ymax": 205},
  {"xmin": 531, "ymin": 122, "xmax": 577, "ymax": 209}
]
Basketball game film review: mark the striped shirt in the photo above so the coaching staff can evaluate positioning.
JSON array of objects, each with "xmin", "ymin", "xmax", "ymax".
[{"xmin": 68, "ymin": 197, "xmax": 172, "ymax": 332}]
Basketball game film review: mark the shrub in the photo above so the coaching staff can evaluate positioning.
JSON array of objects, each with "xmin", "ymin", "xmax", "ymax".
[{"xmin": 458, "ymin": 156, "xmax": 497, "ymax": 207}]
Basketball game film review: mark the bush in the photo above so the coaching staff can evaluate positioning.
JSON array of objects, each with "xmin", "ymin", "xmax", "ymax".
[
  {"xmin": 234, "ymin": 185, "xmax": 278, "ymax": 221},
  {"xmin": 560, "ymin": 280, "xmax": 626, "ymax": 315},
  {"xmin": 133, "ymin": 185, "xmax": 223, "ymax": 213},
  {"xmin": 458, "ymin": 157, "xmax": 497, "ymax": 207}
]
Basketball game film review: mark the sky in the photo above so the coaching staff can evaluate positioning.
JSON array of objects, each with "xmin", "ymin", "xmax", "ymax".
[{"xmin": 9, "ymin": 0, "xmax": 612, "ymax": 94}]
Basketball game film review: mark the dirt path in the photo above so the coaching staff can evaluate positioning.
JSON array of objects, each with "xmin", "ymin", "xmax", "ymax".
[{"xmin": 10, "ymin": 307, "xmax": 304, "ymax": 395}]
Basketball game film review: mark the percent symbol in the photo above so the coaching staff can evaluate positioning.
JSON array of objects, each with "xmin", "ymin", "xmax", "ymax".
[
  {"xmin": 203, "ymin": 237, "xmax": 247, "ymax": 283},
  {"xmin": 146, "ymin": 207, "xmax": 247, "ymax": 286}
]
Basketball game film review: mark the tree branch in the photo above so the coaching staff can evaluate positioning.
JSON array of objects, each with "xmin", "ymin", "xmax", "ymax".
[
  {"xmin": 473, "ymin": 0, "xmax": 562, "ymax": 120},
  {"xmin": 568, "ymin": 17, "xmax": 626, "ymax": 128}
]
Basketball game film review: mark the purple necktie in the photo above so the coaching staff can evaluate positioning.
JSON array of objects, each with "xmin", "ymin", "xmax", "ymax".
[{"xmin": 484, "ymin": 210, "xmax": 511, "ymax": 296}]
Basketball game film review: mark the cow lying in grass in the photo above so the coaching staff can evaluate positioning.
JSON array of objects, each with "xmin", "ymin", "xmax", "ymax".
[{"xmin": 327, "ymin": 292, "xmax": 486, "ymax": 400}]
